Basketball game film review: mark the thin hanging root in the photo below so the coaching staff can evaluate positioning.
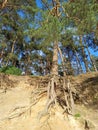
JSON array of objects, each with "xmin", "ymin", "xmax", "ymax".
[
  {"xmin": 67, "ymin": 79, "xmax": 74, "ymax": 114},
  {"xmin": 9, "ymin": 76, "xmax": 74, "ymax": 121},
  {"xmin": 62, "ymin": 78, "xmax": 71, "ymax": 114},
  {"xmin": 36, "ymin": 75, "xmax": 75, "ymax": 120},
  {"xmin": 38, "ymin": 77, "xmax": 57, "ymax": 120}
]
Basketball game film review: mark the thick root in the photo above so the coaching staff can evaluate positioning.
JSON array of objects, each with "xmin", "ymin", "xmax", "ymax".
[{"xmin": 30, "ymin": 75, "xmax": 75, "ymax": 120}]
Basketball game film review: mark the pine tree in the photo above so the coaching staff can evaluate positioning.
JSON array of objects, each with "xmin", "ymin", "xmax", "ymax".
[
  {"xmin": 63, "ymin": 0, "xmax": 98, "ymax": 72},
  {"xmin": 0, "ymin": 0, "xmax": 36, "ymax": 69}
]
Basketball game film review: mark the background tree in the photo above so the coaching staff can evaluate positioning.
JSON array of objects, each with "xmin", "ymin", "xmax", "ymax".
[
  {"xmin": 0, "ymin": 0, "xmax": 98, "ymax": 75},
  {"xmin": 63, "ymin": 0, "xmax": 98, "ymax": 73},
  {"xmin": 0, "ymin": 0, "xmax": 36, "ymax": 72}
]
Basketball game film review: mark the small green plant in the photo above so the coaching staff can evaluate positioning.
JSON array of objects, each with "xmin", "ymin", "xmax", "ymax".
[
  {"xmin": 0, "ymin": 66, "xmax": 22, "ymax": 75},
  {"xmin": 74, "ymin": 113, "xmax": 81, "ymax": 118}
]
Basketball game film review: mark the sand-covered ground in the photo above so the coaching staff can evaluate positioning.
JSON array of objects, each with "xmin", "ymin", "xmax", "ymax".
[{"xmin": 0, "ymin": 72, "xmax": 98, "ymax": 130}]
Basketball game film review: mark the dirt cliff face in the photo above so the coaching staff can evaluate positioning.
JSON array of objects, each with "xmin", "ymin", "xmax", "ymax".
[
  {"xmin": 71, "ymin": 72, "xmax": 98, "ymax": 107},
  {"xmin": 0, "ymin": 72, "xmax": 98, "ymax": 130}
]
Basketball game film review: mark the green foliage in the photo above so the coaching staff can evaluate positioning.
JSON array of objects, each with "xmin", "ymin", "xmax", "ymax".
[
  {"xmin": 64, "ymin": 0, "xmax": 97, "ymax": 35},
  {"xmin": 74, "ymin": 113, "xmax": 81, "ymax": 118},
  {"xmin": 0, "ymin": 43, "xmax": 7, "ymax": 49},
  {"xmin": 0, "ymin": 66, "xmax": 22, "ymax": 75},
  {"xmin": 0, "ymin": 0, "xmax": 97, "ymax": 75}
]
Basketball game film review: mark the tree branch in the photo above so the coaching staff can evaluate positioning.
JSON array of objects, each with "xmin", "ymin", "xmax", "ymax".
[
  {"xmin": 0, "ymin": 0, "xmax": 8, "ymax": 9},
  {"xmin": 62, "ymin": 5, "xmax": 81, "ymax": 23}
]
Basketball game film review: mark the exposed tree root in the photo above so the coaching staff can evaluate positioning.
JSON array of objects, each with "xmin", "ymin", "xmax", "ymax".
[
  {"xmin": 0, "ymin": 75, "xmax": 75, "ymax": 122},
  {"xmin": 30, "ymin": 75, "xmax": 75, "ymax": 121}
]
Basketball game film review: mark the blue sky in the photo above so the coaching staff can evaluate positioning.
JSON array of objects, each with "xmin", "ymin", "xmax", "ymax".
[{"xmin": 36, "ymin": 0, "xmax": 42, "ymax": 8}]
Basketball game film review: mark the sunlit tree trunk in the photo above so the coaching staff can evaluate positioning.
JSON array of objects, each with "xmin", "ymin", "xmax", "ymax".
[
  {"xmin": 0, "ymin": 0, "xmax": 8, "ymax": 9},
  {"xmin": 58, "ymin": 46, "xmax": 66, "ymax": 76},
  {"xmin": 51, "ymin": 41, "xmax": 58, "ymax": 75}
]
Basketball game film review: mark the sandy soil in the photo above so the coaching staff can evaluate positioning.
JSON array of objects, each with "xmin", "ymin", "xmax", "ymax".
[{"xmin": 0, "ymin": 73, "xmax": 98, "ymax": 130}]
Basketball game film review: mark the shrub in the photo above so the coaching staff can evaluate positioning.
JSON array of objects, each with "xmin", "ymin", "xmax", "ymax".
[{"xmin": 0, "ymin": 66, "xmax": 22, "ymax": 75}]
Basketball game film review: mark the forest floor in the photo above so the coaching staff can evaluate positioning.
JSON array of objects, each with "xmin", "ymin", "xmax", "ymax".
[{"xmin": 0, "ymin": 72, "xmax": 98, "ymax": 130}]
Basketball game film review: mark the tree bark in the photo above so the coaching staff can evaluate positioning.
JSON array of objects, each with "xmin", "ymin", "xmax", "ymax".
[
  {"xmin": 51, "ymin": 41, "xmax": 58, "ymax": 75},
  {"xmin": 6, "ymin": 38, "xmax": 16, "ymax": 66},
  {"xmin": 0, "ymin": 50, "xmax": 4, "ymax": 60},
  {"xmin": 75, "ymin": 50, "xmax": 83, "ymax": 73},
  {"xmin": 86, "ymin": 46, "xmax": 97, "ymax": 72},
  {"xmin": 0, "ymin": 0, "xmax": 8, "ymax": 9},
  {"xmin": 80, "ymin": 35, "xmax": 90, "ymax": 72},
  {"xmin": 58, "ymin": 46, "xmax": 66, "ymax": 76},
  {"xmin": 67, "ymin": 49, "xmax": 73, "ymax": 75}
]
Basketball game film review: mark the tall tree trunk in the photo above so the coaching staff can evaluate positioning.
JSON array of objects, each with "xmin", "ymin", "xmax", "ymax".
[
  {"xmin": 0, "ymin": 50, "xmax": 4, "ymax": 60},
  {"xmin": 58, "ymin": 46, "xmax": 66, "ymax": 76},
  {"xmin": 51, "ymin": 41, "xmax": 58, "ymax": 75},
  {"xmin": 11, "ymin": 40, "xmax": 16, "ymax": 54},
  {"xmin": 75, "ymin": 50, "xmax": 83, "ymax": 73},
  {"xmin": 75, "ymin": 58, "xmax": 80, "ymax": 75},
  {"xmin": 67, "ymin": 49, "xmax": 73, "ymax": 75},
  {"xmin": 0, "ymin": 50, "xmax": 4, "ymax": 67},
  {"xmin": 46, "ymin": 58, "xmax": 51, "ymax": 75},
  {"xmin": 86, "ymin": 46, "xmax": 97, "ymax": 72},
  {"xmin": 80, "ymin": 35, "xmax": 90, "ymax": 72},
  {"xmin": 6, "ymin": 39, "xmax": 16, "ymax": 66}
]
